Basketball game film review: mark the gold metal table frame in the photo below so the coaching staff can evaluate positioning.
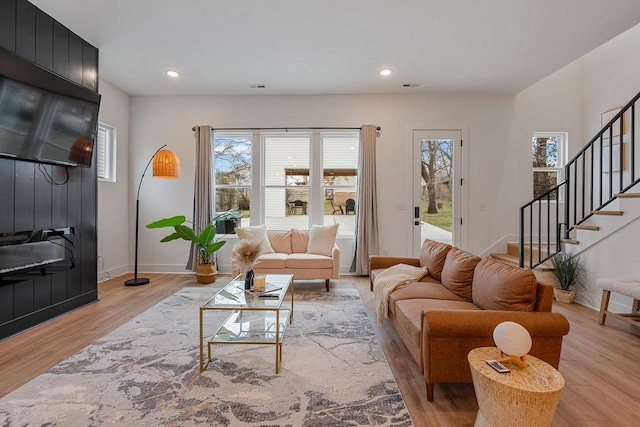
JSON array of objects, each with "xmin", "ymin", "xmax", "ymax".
[{"xmin": 199, "ymin": 274, "xmax": 294, "ymax": 374}]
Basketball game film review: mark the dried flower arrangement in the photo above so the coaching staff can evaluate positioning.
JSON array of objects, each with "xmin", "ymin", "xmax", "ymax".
[{"xmin": 231, "ymin": 239, "xmax": 262, "ymax": 273}]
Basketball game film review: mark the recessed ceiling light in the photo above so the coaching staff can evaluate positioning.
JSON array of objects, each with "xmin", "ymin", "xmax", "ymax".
[
  {"xmin": 379, "ymin": 68, "xmax": 393, "ymax": 77},
  {"xmin": 166, "ymin": 70, "xmax": 180, "ymax": 78}
]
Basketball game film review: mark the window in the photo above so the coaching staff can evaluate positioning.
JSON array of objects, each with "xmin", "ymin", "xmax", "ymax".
[
  {"xmin": 532, "ymin": 132, "xmax": 566, "ymax": 199},
  {"xmin": 97, "ymin": 122, "xmax": 116, "ymax": 182},
  {"xmin": 263, "ymin": 134, "xmax": 310, "ymax": 230},
  {"xmin": 213, "ymin": 133, "xmax": 252, "ymax": 225},
  {"xmin": 213, "ymin": 131, "xmax": 360, "ymax": 236},
  {"xmin": 322, "ymin": 134, "xmax": 359, "ymax": 234}
]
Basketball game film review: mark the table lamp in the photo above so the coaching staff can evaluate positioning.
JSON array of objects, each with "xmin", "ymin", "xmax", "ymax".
[{"xmin": 493, "ymin": 321, "xmax": 532, "ymax": 368}]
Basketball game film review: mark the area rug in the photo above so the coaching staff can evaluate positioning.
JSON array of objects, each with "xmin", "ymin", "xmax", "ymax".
[{"xmin": 0, "ymin": 283, "xmax": 412, "ymax": 426}]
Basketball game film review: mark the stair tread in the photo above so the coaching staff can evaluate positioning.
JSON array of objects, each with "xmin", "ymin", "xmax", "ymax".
[
  {"xmin": 506, "ymin": 242, "xmax": 556, "ymax": 257},
  {"xmin": 490, "ymin": 253, "xmax": 554, "ymax": 270},
  {"xmin": 615, "ymin": 193, "xmax": 640, "ymax": 198},
  {"xmin": 572, "ymin": 224, "xmax": 600, "ymax": 231},
  {"xmin": 592, "ymin": 210, "xmax": 624, "ymax": 216},
  {"xmin": 560, "ymin": 238, "xmax": 580, "ymax": 244}
]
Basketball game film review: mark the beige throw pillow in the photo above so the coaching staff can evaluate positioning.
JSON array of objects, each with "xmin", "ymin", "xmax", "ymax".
[
  {"xmin": 235, "ymin": 225, "xmax": 275, "ymax": 254},
  {"xmin": 306, "ymin": 224, "xmax": 339, "ymax": 256}
]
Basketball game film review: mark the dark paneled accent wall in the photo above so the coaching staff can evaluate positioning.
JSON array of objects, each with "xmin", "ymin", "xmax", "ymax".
[{"xmin": 0, "ymin": 0, "xmax": 99, "ymax": 340}]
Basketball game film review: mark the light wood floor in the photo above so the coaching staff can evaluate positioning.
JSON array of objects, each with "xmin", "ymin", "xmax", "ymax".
[{"xmin": 1, "ymin": 274, "xmax": 639, "ymax": 426}]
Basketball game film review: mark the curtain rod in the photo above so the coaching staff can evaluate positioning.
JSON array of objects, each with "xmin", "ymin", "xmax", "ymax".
[{"xmin": 191, "ymin": 126, "xmax": 381, "ymax": 132}]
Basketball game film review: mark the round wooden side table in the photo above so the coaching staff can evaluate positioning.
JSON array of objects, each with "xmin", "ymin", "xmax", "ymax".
[{"xmin": 468, "ymin": 347, "xmax": 564, "ymax": 427}]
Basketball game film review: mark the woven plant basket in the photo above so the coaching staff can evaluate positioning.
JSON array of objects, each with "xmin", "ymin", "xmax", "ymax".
[{"xmin": 553, "ymin": 288, "xmax": 576, "ymax": 304}]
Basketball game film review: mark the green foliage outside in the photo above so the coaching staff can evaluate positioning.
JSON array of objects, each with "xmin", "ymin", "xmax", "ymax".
[{"xmin": 422, "ymin": 200, "xmax": 452, "ymax": 232}]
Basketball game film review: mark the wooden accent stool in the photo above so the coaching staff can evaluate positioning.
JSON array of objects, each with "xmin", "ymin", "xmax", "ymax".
[
  {"xmin": 468, "ymin": 347, "xmax": 564, "ymax": 427},
  {"xmin": 597, "ymin": 278, "xmax": 640, "ymax": 327}
]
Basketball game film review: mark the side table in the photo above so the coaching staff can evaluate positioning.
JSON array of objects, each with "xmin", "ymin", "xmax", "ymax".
[{"xmin": 468, "ymin": 347, "xmax": 564, "ymax": 427}]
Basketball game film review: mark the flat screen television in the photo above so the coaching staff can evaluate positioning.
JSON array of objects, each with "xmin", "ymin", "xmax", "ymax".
[{"xmin": 0, "ymin": 47, "xmax": 101, "ymax": 167}]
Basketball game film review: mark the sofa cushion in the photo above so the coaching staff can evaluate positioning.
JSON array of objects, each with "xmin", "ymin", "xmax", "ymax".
[
  {"xmin": 267, "ymin": 230, "xmax": 292, "ymax": 254},
  {"xmin": 440, "ymin": 247, "xmax": 481, "ymax": 301},
  {"xmin": 254, "ymin": 253, "xmax": 288, "ymax": 269},
  {"xmin": 394, "ymin": 299, "xmax": 481, "ymax": 355},
  {"xmin": 285, "ymin": 253, "xmax": 334, "ymax": 269},
  {"xmin": 235, "ymin": 224, "xmax": 275, "ymax": 254},
  {"xmin": 419, "ymin": 239, "xmax": 452, "ymax": 281},
  {"xmin": 472, "ymin": 258, "xmax": 537, "ymax": 311},
  {"xmin": 291, "ymin": 229, "xmax": 310, "ymax": 253},
  {"xmin": 307, "ymin": 224, "xmax": 339, "ymax": 256},
  {"xmin": 388, "ymin": 281, "xmax": 468, "ymax": 315}
]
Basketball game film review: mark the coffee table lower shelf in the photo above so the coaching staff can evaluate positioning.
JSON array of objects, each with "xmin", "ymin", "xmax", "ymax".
[{"xmin": 201, "ymin": 309, "xmax": 291, "ymax": 374}]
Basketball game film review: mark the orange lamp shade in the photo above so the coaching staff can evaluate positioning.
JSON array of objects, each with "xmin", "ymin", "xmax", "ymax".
[
  {"xmin": 69, "ymin": 137, "xmax": 94, "ymax": 166},
  {"xmin": 152, "ymin": 149, "xmax": 180, "ymax": 178}
]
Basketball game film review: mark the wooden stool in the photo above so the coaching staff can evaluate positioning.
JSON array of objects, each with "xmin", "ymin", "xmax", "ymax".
[
  {"xmin": 468, "ymin": 347, "xmax": 564, "ymax": 427},
  {"xmin": 597, "ymin": 278, "xmax": 640, "ymax": 327}
]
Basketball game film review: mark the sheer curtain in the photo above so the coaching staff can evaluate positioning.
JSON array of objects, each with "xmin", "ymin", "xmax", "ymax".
[
  {"xmin": 187, "ymin": 125, "xmax": 213, "ymax": 270},
  {"xmin": 351, "ymin": 124, "xmax": 379, "ymax": 274}
]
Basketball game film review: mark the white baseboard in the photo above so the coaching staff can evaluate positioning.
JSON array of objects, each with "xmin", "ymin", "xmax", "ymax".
[{"xmin": 98, "ymin": 264, "xmax": 128, "ymax": 282}]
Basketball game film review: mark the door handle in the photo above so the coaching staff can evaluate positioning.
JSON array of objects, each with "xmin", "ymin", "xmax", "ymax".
[{"xmin": 414, "ymin": 207, "xmax": 420, "ymax": 219}]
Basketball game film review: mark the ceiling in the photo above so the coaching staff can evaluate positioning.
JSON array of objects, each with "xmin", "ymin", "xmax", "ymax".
[{"xmin": 30, "ymin": 0, "xmax": 640, "ymax": 96}]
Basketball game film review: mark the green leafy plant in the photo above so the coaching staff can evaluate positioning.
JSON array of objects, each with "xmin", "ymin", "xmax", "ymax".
[
  {"xmin": 551, "ymin": 252, "xmax": 584, "ymax": 291},
  {"xmin": 146, "ymin": 211, "xmax": 239, "ymax": 265}
]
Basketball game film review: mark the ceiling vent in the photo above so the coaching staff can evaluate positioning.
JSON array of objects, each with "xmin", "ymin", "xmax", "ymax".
[
  {"xmin": 402, "ymin": 83, "xmax": 420, "ymax": 88},
  {"xmin": 248, "ymin": 84, "xmax": 267, "ymax": 89}
]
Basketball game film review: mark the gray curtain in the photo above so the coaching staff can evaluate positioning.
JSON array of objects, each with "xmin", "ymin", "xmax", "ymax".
[
  {"xmin": 351, "ymin": 124, "xmax": 379, "ymax": 275},
  {"xmin": 187, "ymin": 125, "xmax": 213, "ymax": 270}
]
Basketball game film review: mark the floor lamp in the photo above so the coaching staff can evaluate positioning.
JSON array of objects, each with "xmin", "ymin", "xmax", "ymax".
[{"xmin": 125, "ymin": 145, "xmax": 180, "ymax": 286}]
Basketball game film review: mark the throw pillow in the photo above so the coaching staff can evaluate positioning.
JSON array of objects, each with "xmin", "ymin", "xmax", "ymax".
[
  {"xmin": 440, "ymin": 247, "xmax": 481, "ymax": 301},
  {"xmin": 235, "ymin": 224, "xmax": 275, "ymax": 255},
  {"xmin": 306, "ymin": 224, "xmax": 339, "ymax": 256},
  {"xmin": 472, "ymin": 258, "xmax": 537, "ymax": 311},
  {"xmin": 419, "ymin": 239, "xmax": 452, "ymax": 281}
]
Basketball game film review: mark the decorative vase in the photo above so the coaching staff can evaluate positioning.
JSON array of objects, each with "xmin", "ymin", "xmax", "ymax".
[
  {"xmin": 553, "ymin": 288, "xmax": 576, "ymax": 303},
  {"xmin": 244, "ymin": 269, "xmax": 254, "ymax": 290},
  {"xmin": 196, "ymin": 263, "xmax": 217, "ymax": 284}
]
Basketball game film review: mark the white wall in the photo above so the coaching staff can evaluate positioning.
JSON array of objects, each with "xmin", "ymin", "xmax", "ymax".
[
  {"xmin": 128, "ymin": 94, "xmax": 521, "ymax": 273},
  {"xmin": 102, "ymin": 21, "xmax": 640, "ymax": 309},
  {"xmin": 572, "ymin": 23, "xmax": 640, "ymax": 310},
  {"xmin": 97, "ymin": 79, "xmax": 130, "ymax": 280}
]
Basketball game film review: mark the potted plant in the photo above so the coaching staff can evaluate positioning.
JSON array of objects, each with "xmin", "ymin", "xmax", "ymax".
[
  {"xmin": 550, "ymin": 252, "xmax": 584, "ymax": 303},
  {"xmin": 146, "ymin": 211, "xmax": 239, "ymax": 284}
]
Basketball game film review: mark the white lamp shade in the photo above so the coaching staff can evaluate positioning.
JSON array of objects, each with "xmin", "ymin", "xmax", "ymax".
[{"xmin": 493, "ymin": 321, "xmax": 532, "ymax": 357}]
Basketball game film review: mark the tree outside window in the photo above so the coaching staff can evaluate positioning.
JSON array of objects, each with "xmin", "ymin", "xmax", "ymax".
[{"xmin": 532, "ymin": 133, "xmax": 566, "ymax": 199}]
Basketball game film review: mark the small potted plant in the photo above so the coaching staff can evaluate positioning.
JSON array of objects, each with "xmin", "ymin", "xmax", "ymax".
[
  {"xmin": 146, "ymin": 211, "xmax": 238, "ymax": 284},
  {"xmin": 550, "ymin": 252, "xmax": 584, "ymax": 303}
]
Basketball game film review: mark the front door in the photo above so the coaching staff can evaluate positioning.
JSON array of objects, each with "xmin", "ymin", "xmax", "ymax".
[{"xmin": 413, "ymin": 130, "xmax": 462, "ymax": 255}]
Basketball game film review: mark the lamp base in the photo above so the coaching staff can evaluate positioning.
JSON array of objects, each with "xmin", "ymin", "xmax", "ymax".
[{"xmin": 125, "ymin": 277, "xmax": 150, "ymax": 286}]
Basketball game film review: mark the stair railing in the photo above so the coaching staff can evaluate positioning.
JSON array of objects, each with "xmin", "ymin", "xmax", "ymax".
[{"xmin": 519, "ymin": 90, "xmax": 640, "ymax": 268}]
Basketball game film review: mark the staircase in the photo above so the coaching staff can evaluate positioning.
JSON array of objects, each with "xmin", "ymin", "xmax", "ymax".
[{"xmin": 491, "ymin": 90, "xmax": 640, "ymax": 272}]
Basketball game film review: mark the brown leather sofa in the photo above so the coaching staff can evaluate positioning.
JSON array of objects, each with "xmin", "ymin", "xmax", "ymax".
[{"xmin": 369, "ymin": 240, "xmax": 570, "ymax": 401}]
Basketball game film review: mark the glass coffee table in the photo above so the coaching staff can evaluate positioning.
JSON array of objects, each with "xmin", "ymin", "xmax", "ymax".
[{"xmin": 199, "ymin": 274, "xmax": 294, "ymax": 374}]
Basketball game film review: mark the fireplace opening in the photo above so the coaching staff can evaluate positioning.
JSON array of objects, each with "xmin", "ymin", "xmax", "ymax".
[{"xmin": 0, "ymin": 227, "xmax": 74, "ymax": 279}]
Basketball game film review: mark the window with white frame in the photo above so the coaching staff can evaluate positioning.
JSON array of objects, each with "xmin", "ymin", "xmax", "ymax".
[
  {"xmin": 212, "ymin": 131, "xmax": 360, "ymax": 236},
  {"xmin": 97, "ymin": 122, "xmax": 116, "ymax": 182},
  {"xmin": 213, "ymin": 133, "xmax": 252, "ymax": 226},
  {"xmin": 532, "ymin": 132, "xmax": 567, "ymax": 199}
]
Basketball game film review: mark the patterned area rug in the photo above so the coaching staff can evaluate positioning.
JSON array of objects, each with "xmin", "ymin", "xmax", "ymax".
[{"xmin": 0, "ymin": 283, "xmax": 412, "ymax": 426}]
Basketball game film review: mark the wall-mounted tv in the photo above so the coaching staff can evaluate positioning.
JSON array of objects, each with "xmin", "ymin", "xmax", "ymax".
[{"xmin": 0, "ymin": 47, "xmax": 101, "ymax": 167}]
